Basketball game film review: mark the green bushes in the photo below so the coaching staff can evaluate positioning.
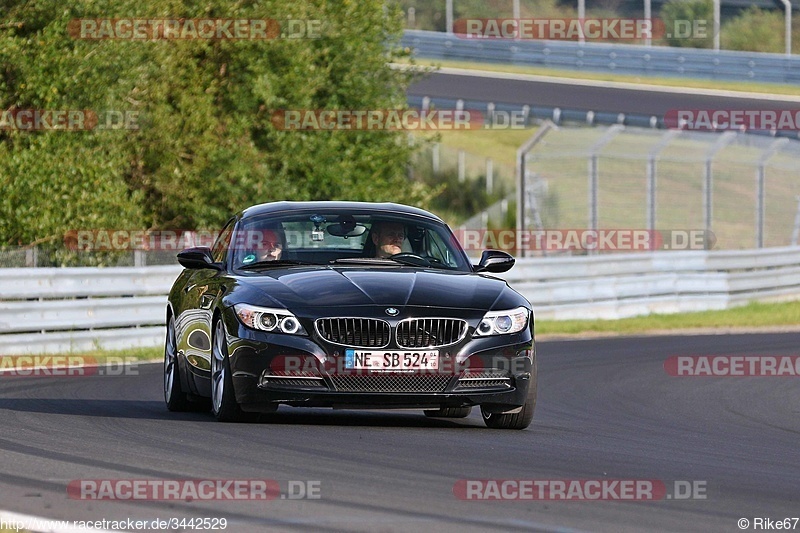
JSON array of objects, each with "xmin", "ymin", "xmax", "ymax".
[
  {"xmin": 721, "ymin": 7, "xmax": 799, "ymax": 54},
  {"xmin": 394, "ymin": 0, "xmax": 797, "ymax": 54},
  {"xmin": 0, "ymin": 0, "xmax": 427, "ymax": 247},
  {"xmin": 659, "ymin": 0, "xmax": 714, "ymax": 48},
  {"xmin": 412, "ymin": 150, "xmax": 506, "ymax": 225}
]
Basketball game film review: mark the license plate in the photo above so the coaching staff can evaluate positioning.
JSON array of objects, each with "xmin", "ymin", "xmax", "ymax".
[{"xmin": 345, "ymin": 350, "xmax": 439, "ymax": 370}]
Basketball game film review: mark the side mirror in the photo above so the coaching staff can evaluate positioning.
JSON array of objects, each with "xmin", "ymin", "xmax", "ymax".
[
  {"xmin": 474, "ymin": 250, "xmax": 515, "ymax": 273},
  {"xmin": 177, "ymin": 247, "xmax": 223, "ymax": 270}
]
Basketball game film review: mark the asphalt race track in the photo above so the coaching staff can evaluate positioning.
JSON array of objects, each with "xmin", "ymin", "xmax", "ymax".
[
  {"xmin": 1, "ymin": 333, "xmax": 798, "ymax": 532},
  {"xmin": 408, "ymin": 70, "xmax": 800, "ymax": 116}
]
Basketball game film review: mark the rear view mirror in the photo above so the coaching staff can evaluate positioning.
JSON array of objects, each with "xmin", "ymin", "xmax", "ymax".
[{"xmin": 327, "ymin": 222, "xmax": 367, "ymax": 238}]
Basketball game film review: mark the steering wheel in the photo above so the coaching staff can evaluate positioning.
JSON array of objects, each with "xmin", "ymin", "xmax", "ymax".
[{"xmin": 390, "ymin": 252, "xmax": 432, "ymax": 267}]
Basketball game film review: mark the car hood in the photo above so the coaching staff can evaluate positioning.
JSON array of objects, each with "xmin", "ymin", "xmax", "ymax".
[{"xmin": 233, "ymin": 266, "xmax": 519, "ymax": 311}]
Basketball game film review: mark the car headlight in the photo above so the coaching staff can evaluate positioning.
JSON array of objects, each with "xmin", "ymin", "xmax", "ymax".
[
  {"xmin": 474, "ymin": 307, "xmax": 529, "ymax": 337},
  {"xmin": 234, "ymin": 304, "xmax": 306, "ymax": 335}
]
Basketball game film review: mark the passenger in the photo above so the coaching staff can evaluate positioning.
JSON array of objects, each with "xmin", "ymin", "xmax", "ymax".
[
  {"xmin": 241, "ymin": 227, "xmax": 284, "ymax": 264},
  {"xmin": 256, "ymin": 228, "xmax": 284, "ymax": 261}
]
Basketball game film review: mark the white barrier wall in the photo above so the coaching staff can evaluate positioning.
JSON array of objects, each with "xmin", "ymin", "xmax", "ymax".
[
  {"xmin": 499, "ymin": 247, "xmax": 800, "ymax": 320},
  {"xmin": 2, "ymin": 248, "xmax": 800, "ymax": 355},
  {"xmin": 0, "ymin": 265, "xmax": 181, "ymax": 356}
]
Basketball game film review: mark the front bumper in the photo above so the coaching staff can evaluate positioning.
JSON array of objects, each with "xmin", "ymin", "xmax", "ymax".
[{"xmin": 220, "ymin": 313, "xmax": 535, "ymax": 413}]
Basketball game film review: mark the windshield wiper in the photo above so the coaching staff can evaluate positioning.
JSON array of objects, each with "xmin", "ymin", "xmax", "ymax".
[
  {"xmin": 330, "ymin": 256, "xmax": 452, "ymax": 269},
  {"xmin": 329, "ymin": 258, "xmax": 396, "ymax": 265},
  {"xmin": 239, "ymin": 259, "xmax": 314, "ymax": 270}
]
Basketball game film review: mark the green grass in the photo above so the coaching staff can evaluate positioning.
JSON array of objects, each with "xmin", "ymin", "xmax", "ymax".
[
  {"xmin": 5, "ymin": 346, "xmax": 163, "ymax": 365},
  {"xmin": 405, "ymin": 58, "xmax": 800, "ymax": 97},
  {"xmin": 536, "ymin": 300, "xmax": 800, "ymax": 336},
  {"xmin": 415, "ymin": 128, "xmax": 537, "ymax": 190},
  {"xmin": 426, "ymin": 128, "xmax": 536, "ymax": 171},
  {"xmin": 84, "ymin": 346, "xmax": 163, "ymax": 362}
]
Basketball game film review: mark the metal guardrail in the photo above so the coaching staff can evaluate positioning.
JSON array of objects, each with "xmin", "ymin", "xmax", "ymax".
[
  {"xmin": 407, "ymin": 93, "xmax": 676, "ymax": 133},
  {"xmin": 402, "ymin": 29, "xmax": 800, "ymax": 84},
  {"xmin": 499, "ymin": 246, "xmax": 800, "ymax": 319},
  {"xmin": 0, "ymin": 265, "xmax": 180, "ymax": 298},
  {"xmin": 2, "ymin": 248, "xmax": 800, "ymax": 354},
  {"xmin": 0, "ymin": 265, "xmax": 180, "ymax": 355}
]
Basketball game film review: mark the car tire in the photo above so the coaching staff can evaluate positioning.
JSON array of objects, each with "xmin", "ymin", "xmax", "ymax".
[
  {"xmin": 481, "ymin": 367, "xmax": 537, "ymax": 430},
  {"xmin": 211, "ymin": 320, "xmax": 259, "ymax": 423},
  {"xmin": 423, "ymin": 407, "xmax": 472, "ymax": 418},
  {"xmin": 164, "ymin": 316, "xmax": 192, "ymax": 411}
]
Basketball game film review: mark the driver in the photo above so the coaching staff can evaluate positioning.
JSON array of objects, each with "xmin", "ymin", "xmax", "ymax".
[{"xmin": 371, "ymin": 221, "xmax": 406, "ymax": 258}]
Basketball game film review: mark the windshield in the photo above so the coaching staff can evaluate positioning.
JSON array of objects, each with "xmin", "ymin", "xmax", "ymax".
[{"xmin": 230, "ymin": 211, "xmax": 470, "ymax": 272}]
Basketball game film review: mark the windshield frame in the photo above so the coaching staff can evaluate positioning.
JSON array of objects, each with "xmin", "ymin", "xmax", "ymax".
[{"xmin": 227, "ymin": 208, "xmax": 472, "ymax": 273}]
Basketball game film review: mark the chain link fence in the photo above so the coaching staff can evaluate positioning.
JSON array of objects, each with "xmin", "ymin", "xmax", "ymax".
[
  {"xmin": 3, "ymin": 124, "xmax": 799, "ymax": 267},
  {"xmin": 464, "ymin": 124, "xmax": 800, "ymax": 253},
  {"xmin": 410, "ymin": 142, "xmax": 516, "ymax": 196}
]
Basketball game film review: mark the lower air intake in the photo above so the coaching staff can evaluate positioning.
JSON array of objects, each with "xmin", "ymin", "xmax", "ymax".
[{"xmin": 330, "ymin": 374, "xmax": 451, "ymax": 393}]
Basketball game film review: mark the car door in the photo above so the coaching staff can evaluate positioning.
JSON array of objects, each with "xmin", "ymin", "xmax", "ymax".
[{"xmin": 177, "ymin": 219, "xmax": 234, "ymax": 392}]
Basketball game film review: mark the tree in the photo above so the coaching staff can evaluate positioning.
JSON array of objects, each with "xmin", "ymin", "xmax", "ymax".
[
  {"xmin": 659, "ymin": 0, "xmax": 714, "ymax": 48},
  {"xmin": 0, "ymin": 0, "xmax": 428, "ymax": 248},
  {"xmin": 721, "ymin": 7, "xmax": 798, "ymax": 54}
]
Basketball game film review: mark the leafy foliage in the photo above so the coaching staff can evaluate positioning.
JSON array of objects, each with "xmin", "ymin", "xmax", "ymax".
[
  {"xmin": 659, "ymin": 0, "xmax": 713, "ymax": 48},
  {"xmin": 0, "ymin": 0, "xmax": 427, "ymax": 246},
  {"xmin": 395, "ymin": 0, "xmax": 600, "ymax": 34},
  {"xmin": 412, "ymin": 149, "xmax": 506, "ymax": 225},
  {"xmin": 721, "ymin": 7, "xmax": 799, "ymax": 54}
]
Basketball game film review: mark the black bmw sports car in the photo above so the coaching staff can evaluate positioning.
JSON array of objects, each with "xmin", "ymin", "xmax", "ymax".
[{"xmin": 164, "ymin": 201, "xmax": 536, "ymax": 429}]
